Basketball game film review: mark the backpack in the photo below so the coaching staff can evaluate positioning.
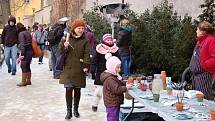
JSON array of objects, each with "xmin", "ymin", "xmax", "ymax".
[{"xmin": 47, "ymin": 28, "xmax": 58, "ymax": 44}]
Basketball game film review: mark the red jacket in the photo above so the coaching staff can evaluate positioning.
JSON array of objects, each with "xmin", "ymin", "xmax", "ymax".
[{"xmin": 197, "ymin": 34, "xmax": 215, "ymax": 74}]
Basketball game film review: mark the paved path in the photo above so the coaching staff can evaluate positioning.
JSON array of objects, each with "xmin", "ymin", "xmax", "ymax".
[{"xmin": 0, "ymin": 58, "xmax": 106, "ymax": 121}]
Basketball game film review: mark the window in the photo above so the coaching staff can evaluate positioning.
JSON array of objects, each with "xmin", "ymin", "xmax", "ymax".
[
  {"xmin": 46, "ymin": 0, "xmax": 51, "ymax": 5},
  {"xmin": 42, "ymin": 0, "xmax": 51, "ymax": 7},
  {"xmin": 24, "ymin": 0, "xmax": 30, "ymax": 4}
]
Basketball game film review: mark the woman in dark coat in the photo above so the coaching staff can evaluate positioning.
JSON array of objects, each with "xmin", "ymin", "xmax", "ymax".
[
  {"xmin": 58, "ymin": 19, "xmax": 90, "ymax": 119},
  {"xmin": 16, "ymin": 23, "xmax": 34, "ymax": 86},
  {"xmin": 189, "ymin": 21, "xmax": 215, "ymax": 100}
]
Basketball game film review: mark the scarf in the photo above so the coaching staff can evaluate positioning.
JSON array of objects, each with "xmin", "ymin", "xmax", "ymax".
[{"xmin": 96, "ymin": 43, "xmax": 118, "ymax": 55}]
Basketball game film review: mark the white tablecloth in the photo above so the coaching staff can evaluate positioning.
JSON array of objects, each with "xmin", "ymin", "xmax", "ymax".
[{"xmin": 128, "ymin": 87, "xmax": 215, "ymax": 121}]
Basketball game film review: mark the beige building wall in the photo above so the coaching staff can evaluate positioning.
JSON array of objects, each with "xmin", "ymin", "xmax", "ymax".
[
  {"xmin": 23, "ymin": 15, "xmax": 34, "ymax": 26},
  {"xmin": 10, "ymin": 0, "xmax": 41, "ymax": 26},
  {"xmin": 86, "ymin": 0, "xmax": 204, "ymax": 19},
  {"xmin": 34, "ymin": 6, "xmax": 52, "ymax": 25}
]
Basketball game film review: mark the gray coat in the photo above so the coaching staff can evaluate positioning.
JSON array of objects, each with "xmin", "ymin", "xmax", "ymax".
[{"xmin": 34, "ymin": 30, "xmax": 48, "ymax": 44}]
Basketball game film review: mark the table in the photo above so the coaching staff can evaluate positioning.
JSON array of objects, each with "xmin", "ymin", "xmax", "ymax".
[{"xmin": 125, "ymin": 87, "xmax": 215, "ymax": 121}]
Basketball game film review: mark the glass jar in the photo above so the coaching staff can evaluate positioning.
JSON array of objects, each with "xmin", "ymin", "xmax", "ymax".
[{"xmin": 152, "ymin": 74, "xmax": 163, "ymax": 94}]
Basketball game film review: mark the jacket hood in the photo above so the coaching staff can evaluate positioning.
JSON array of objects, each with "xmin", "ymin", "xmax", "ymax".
[
  {"xmin": 8, "ymin": 16, "xmax": 16, "ymax": 25},
  {"xmin": 96, "ymin": 43, "xmax": 118, "ymax": 55},
  {"xmin": 100, "ymin": 71, "xmax": 115, "ymax": 83},
  {"xmin": 100, "ymin": 71, "xmax": 122, "ymax": 83}
]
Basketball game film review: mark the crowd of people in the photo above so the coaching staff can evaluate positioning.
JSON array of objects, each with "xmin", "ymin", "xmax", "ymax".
[{"xmin": 0, "ymin": 15, "xmax": 215, "ymax": 121}]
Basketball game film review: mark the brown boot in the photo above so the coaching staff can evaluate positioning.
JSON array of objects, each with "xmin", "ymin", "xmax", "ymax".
[
  {"xmin": 26, "ymin": 72, "xmax": 32, "ymax": 85},
  {"xmin": 17, "ymin": 73, "xmax": 27, "ymax": 87}
]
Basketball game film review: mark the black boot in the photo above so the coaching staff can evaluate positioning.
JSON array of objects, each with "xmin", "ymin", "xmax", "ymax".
[
  {"xmin": 73, "ymin": 88, "xmax": 81, "ymax": 118},
  {"xmin": 65, "ymin": 108, "xmax": 72, "ymax": 119},
  {"xmin": 73, "ymin": 107, "xmax": 80, "ymax": 118},
  {"xmin": 65, "ymin": 88, "xmax": 73, "ymax": 119}
]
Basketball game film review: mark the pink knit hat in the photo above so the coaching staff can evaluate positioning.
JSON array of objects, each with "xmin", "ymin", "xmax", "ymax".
[
  {"xmin": 105, "ymin": 53, "xmax": 121, "ymax": 75},
  {"xmin": 102, "ymin": 33, "xmax": 113, "ymax": 43}
]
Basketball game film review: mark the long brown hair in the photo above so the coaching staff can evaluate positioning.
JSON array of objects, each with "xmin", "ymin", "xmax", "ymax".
[{"xmin": 198, "ymin": 21, "xmax": 214, "ymax": 34}]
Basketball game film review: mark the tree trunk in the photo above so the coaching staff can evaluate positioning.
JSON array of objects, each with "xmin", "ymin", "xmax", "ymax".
[
  {"xmin": 51, "ymin": 0, "xmax": 86, "ymax": 24},
  {"xmin": 0, "ymin": 0, "xmax": 11, "ymax": 27}
]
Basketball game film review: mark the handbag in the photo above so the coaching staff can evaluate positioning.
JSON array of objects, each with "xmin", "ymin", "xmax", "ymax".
[
  {"xmin": 56, "ymin": 35, "xmax": 70, "ymax": 71},
  {"xmin": 31, "ymin": 33, "xmax": 42, "ymax": 58},
  {"xmin": 55, "ymin": 49, "xmax": 67, "ymax": 71},
  {"xmin": 32, "ymin": 40, "xmax": 42, "ymax": 58}
]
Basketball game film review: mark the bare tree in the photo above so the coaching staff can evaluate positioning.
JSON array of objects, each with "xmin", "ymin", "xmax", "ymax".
[
  {"xmin": 51, "ymin": 0, "xmax": 86, "ymax": 24},
  {"xmin": 0, "ymin": 0, "xmax": 11, "ymax": 26},
  {"xmin": 10, "ymin": 0, "xmax": 25, "ymax": 15}
]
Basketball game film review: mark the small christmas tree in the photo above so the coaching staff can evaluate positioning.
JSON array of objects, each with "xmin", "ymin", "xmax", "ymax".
[
  {"xmin": 198, "ymin": 0, "xmax": 215, "ymax": 23},
  {"xmin": 83, "ymin": 2, "xmax": 112, "ymax": 42}
]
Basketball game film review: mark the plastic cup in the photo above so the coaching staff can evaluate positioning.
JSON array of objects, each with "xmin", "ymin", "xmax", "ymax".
[
  {"xmin": 176, "ymin": 102, "xmax": 184, "ymax": 111},
  {"xmin": 139, "ymin": 84, "xmax": 147, "ymax": 91},
  {"xmin": 196, "ymin": 93, "xmax": 204, "ymax": 102},
  {"xmin": 128, "ymin": 79, "xmax": 134, "ymax": 84},
  {"xmin": 153, "ymin": 94, "xmax": 160, "ymax": 102},
  {"xmin": 210, "ymin": 110, "xmax": 215, "ymax": 120}
]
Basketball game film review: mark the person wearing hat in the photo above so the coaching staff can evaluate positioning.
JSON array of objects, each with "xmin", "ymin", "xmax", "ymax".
[
  {"xmin": 91, "ymin": 33, "xmax": 119, "ymax": 112},
  {"xmin": 47, "ymin": 19, "xmax": 66, "ymax": 79},
  {"xmin": 1, "ymin": 16, "xmax": 19, "ymax": 75},
  {"xmin": 117, "ymin": 19, "xmax": 132, "ymax": 77},
  {"xmin": 58, "ymin": 19, "xmax": 90, "ymax": 119},
  {"xmin": 100, "ymin": 53, "xmax": 133, "ymax": 121},
  {"xmin": 16, "ymin": 23, "xmax": 34, "ymax": 87},
  {"xmin": 85, "ymin": 25, "xmax": 97, "ymax": 79},
  {"xmin": 34, "ymin": 24, "xmax": 48, "ymax": 64}
]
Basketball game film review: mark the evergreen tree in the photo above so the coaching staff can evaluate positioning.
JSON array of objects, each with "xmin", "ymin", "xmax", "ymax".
[
  {"xmin": 84, "ymin": 0, "xmax": 196, "ymax": 82},
  {"xmin": 83, "ymin": 10, "xmax": 111, "ymax": 42},
  {"xmin": 198, "ymin": 0, "xmax": 215, "ymax": 23},
  {"xmin": 132, "ymin": 0, "xmax": 196, "ymax": 81}
]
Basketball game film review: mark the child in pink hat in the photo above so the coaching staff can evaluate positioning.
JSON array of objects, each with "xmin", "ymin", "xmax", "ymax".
[
  {"xmin": 100, "ymin": 53, "xmax": 133, "ymax": 121},
  {"xmin": 91, "ymin": 33, "xmax": 119, "ymax": 112}
]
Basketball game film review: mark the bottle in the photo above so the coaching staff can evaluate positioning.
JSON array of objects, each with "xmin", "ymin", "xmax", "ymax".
[
  {"xmin": 161, "ymin": 71, "xmax": 166, "ymax": 83},
  {"xmin": 152, "ymin": 74, "xmax": 163, "ymax": 94},
  {"xmin": 161, "ymin": 71, "xmax": 167, "ymax": 90}
]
